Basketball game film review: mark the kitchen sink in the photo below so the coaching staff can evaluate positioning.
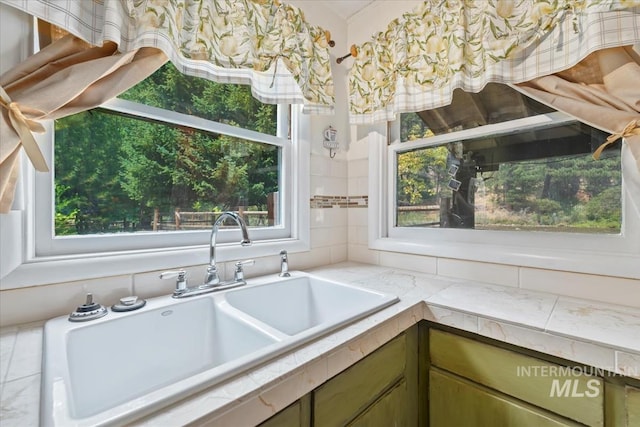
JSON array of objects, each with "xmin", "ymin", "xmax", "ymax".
[
  {"xmin": 223, "ymin": 275, "xmax": 397, "ymax": 335},
  {"xmin": 40, "ymin": 271, "xmax": 398, "ymax": 426}
]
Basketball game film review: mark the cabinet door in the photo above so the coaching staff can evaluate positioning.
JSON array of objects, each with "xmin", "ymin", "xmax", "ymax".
[
  {"xmin": 430, "ymin": 329, "xmax": 604, "ymax": 426},
  {"xmin": 429, "ymin": 368, "xmax": 582, "ymax": 427},
  {"xmin": 347, "ymin": 378, "xmax": 409, "ymax": 427},
  {"xmin": 314, "ymin": 332, "xmax": 407, "ymax": 426},
  {"xmin": 258, "ymin": 395, "xmax": 310, "ymax": 427}
]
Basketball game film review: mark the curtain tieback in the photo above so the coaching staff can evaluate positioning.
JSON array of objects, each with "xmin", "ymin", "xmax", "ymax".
[
  {"xmin": 0, "ymin": 86, "xmax": 49, "ymax": 172},
  {"xmin": 593, "ymin": 119, "xmax": 640, "ymax": 160}
]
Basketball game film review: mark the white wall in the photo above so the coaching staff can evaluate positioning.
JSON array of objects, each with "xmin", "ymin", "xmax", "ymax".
[
  {"xmin": 0, "ymin": 3, "xmax": 350, "ymax": 326},
  {"xmin": 1, "ymin": 1, "xmax": 637, "ymax": 327}
]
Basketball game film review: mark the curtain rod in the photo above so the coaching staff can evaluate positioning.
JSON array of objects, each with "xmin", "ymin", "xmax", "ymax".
[{"xmin": 337, "ymin": 45, "xmax": 358, "ymax": 64}]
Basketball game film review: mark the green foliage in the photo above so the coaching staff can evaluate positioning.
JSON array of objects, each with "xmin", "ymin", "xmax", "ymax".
[
  {"xmin": 585, "ymin": 187, "xmax": 621, "ymax": 224},
  {"xmin": 397, "ymin": 147, "xmax": 448, "ymax": 205},
  {"xmin": 396, "ymin": 111, "xmax": 622, "ymax": 233},
  {"xmin": 55, "ymin": 62, "xmax": 279, "ymax": 235}
]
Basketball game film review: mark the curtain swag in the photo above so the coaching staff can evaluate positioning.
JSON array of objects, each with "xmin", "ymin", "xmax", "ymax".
[
  {"xmin": 0, "ymin": 0, "xmax": 335, "ymax": 113},
  {"xmin": 514, "ymin": 44, "xmax": 640, "ymax": 213},
  {"xmin": 0, "ymin": 35, "xmax": 167, "ymax": 213},
  {"xmin": 348, "ymin": 0, "xmax": 640, "ymax": 124},
  {"xmin": 593, "ymin": 119, "xmax": 640, "ymax": 160}
]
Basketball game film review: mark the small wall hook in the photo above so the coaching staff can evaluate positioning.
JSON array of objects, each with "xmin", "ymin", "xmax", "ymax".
[{"xmin": 323, "ymin": 125, "xmax": 339, "ymax": 159}]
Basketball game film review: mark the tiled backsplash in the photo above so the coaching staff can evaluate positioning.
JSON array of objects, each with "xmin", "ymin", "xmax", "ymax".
[{"xmin": 310, "ymin": 195, "xmax": 368, "ymax": 209}]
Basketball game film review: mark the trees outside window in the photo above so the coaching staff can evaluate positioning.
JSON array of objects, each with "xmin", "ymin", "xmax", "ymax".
[{"xmin": 54, "ymin": 62, "xmax": 283, "ymax": 235}]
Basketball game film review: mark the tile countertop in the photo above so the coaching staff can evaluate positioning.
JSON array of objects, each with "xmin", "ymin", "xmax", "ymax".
[{"xmin": 1, "ymin": 262, "xmax": 639, "ymax": 426}]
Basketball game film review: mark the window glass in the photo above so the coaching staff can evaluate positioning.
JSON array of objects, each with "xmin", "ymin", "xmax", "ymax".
[
  {"xmin": 54, "ymin": 63, "xmax": 283, "ymax": 237},
  {"xmin": 118, "ymin": 63, "xmax": 277, "ymax": 135},
  {"xmin": 396, "ymin": 85, "xmax": 621, "ymax": 234}
]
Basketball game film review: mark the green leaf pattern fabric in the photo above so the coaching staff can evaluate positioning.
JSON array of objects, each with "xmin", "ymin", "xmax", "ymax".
[
  {"xmin": 128, "ymin": 0, "xmax": 334, "ymax": 108},
  {"xmin": 349, "ymin": 0, "xmax": 640, "ymax": 123},
  {"xmin": 1, "ymin": 0, "xmax": 334, "ymax": 111}
]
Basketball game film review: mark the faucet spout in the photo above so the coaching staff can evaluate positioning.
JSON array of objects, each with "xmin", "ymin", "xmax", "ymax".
[{"xmin": 205, "ymin": 211, "xmax": 252, "ymax": 286}]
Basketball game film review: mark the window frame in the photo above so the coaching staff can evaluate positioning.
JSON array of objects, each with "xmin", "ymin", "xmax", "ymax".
[
  {"xmin": 368, "ymin": 111, "xmax": 640, "ymax": 279},
  {"xmin": 1, "ymin": 102, "xmax": 310, "ymax": 289},
  {"xmin": 36, "ymin": 97, "xmax": 293, "ymax": 256}
]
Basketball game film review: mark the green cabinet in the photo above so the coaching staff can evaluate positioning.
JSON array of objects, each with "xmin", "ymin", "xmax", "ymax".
[
  {"xmin": 628, "ymin": 386, "xmax": 640, "ymax": 426},
  {"xmin": 259, "ymin": 325, "xmax": 422, "ymax": 427},
  {"xmin": 428, "ymin": 328, "xmax": 640, "ymax": 427},
  {"xmin": 258, "ymin": 395, "xmax": 310, "ymax": 427},
  {"xmin": 429, "ymin": 368, "xmax": 582, "ymax": 426},
  {"xmin": 314, "ymin": 325, "xmax": 419, "ymax": 426},
  {"xmin": 260, "ymin": 322, "xmax": 639, "ymax": 427},
  {"xmin": 429, "ymin": 329, "xmax": 600, "ymax": 426}
]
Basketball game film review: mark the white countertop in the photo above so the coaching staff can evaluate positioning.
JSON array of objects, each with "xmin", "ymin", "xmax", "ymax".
[{"xmin": 1, "ymin": 262, "xmax": 639, "ymax": 426}]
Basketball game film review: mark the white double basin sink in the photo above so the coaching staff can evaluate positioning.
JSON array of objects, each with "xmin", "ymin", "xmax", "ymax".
[{"xmin": 41, "ymin": 272, "xmax": 398, "ymax": 426}]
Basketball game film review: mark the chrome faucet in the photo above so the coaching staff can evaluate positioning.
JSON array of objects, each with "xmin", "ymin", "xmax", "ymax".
[
  {"xmin": 279, "ymin": 249, "xmax": 291, "ymax": 277},
  {"xmin": 160, "ymin": 211, "xmax": 253, "ymax": 298},
  {"xmin": 204, "ymin": 211, "xmax": 252, "ymax": 286}
]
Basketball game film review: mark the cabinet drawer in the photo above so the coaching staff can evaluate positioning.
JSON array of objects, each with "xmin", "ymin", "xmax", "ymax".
[
  {"xmin": 314, "ymin": 332, "xmax": 407, "ymax": 427},
  {"xmin": 429, "ymin": 368, "xmax": 582, "ymax": 427},
  {"xmin": 430, "ymin": 329, "xmax": 603, "ymax": 426}
]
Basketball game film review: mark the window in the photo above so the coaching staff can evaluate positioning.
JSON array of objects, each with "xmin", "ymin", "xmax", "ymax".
[
  {"xmin": 370, "ymin": 84, "xmax": 638, "ymax": 277},
  {"xmin": 28, "ymin": 62, "xmax": 310, "ymax": 269}
]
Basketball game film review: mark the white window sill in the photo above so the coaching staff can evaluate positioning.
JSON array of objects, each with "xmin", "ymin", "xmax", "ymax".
[
  {"xmin": 1, "ymin": 238, "xmax": 310, "ymax": 289},
  {"xmin": 369, "ymin": 236, "xmax": 640, "ymax": 279}
]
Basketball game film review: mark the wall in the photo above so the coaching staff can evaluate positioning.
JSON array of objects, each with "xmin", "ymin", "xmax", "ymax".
[
  {"xmin": 344, "ymin": 2, "xmax": 640, "ymax": 308},
  {"xmin": 1, "ymin": 1, "xmax": 638, "ymax": 327},
  {"xmin": 0, "ymin": 3, "xmax": 350, "ymax": 326}
]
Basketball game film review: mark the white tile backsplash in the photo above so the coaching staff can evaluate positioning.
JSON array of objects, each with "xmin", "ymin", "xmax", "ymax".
[
  {"xmin": 310, "ymin": 175, "xmax": 347, "ymax": 197},
  {"xmin": 311, "ymin": 207, "xmax": 348, "ymax": 228},
  {"xmin": 347, "ymin": 206, "xmax": 368, "ymax": 225},
  {"xmin": 310, "ymin": 155, "xmax": 330, "ymax": 176},
  {"xmin": 133, "ymin": 265, "xmax": 205, "ymax": 300},
  {"xmin": 348, "ymin": 176, "xmax": 368, "ymax": 196},
  {"xmin": 520, "ymin": 268, "xmax": 640, "ymax": 308},
  {"xmin": 0, "ymin": 276, "xmax": 132, "ymax": 326},
  {"xmin": 330, "ymin": 158, "xmax": 348, "ymax": 178},
  {"xmin": 379, "ymin": 252, "xmax": 437, "ymax": 275},
  {"xmin": 347, "ymin": 244, "xmax": 380, "ymax": 265},
  {"xmin": 311, "ymin": 226, "xmax": 348, "ymax": 249},
  {"xmin": 437, "ymin": 258, "xmax": 519, "ymax": 287},
  {"xmin": 330, "ymin": 244, "xmax": 348, "ymax": 264},
  {"xmin": 348, "ymin": 158, "xmax": 368, "ymax": 178},
  {"xmin": 288, "ymin": 247, "xmax": 332, "ymax": 271}
]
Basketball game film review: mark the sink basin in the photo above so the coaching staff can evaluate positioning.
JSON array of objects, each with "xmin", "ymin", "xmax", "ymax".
[
  {"xmin": 223, "ymin": 275, "xmax": 397, "ymax": 335},
  {"xmin": 42, "ymin": 296, "xmax": 280, "ymax": 426},
  {"xmin": 41, "ymin": 272, "xmax": 398, "ymax": 426}
]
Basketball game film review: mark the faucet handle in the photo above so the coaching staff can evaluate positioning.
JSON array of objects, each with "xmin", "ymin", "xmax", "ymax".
[
  {"xmin": 160, "ymin": 269, "xmax": 187, "ymax": 292},
  {"xmin": 234, "ymin": 259, "xmax": 254, "ymax": 282}
]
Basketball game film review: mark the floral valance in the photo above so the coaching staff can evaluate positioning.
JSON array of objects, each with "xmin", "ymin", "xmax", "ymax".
[
  {"xmin": 1, "ymin": 0, "xmax": 335, "ymax": 113},
  {"xmin": 349, "ymin": 0, "xmax": 640, "ymax": 124}
]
